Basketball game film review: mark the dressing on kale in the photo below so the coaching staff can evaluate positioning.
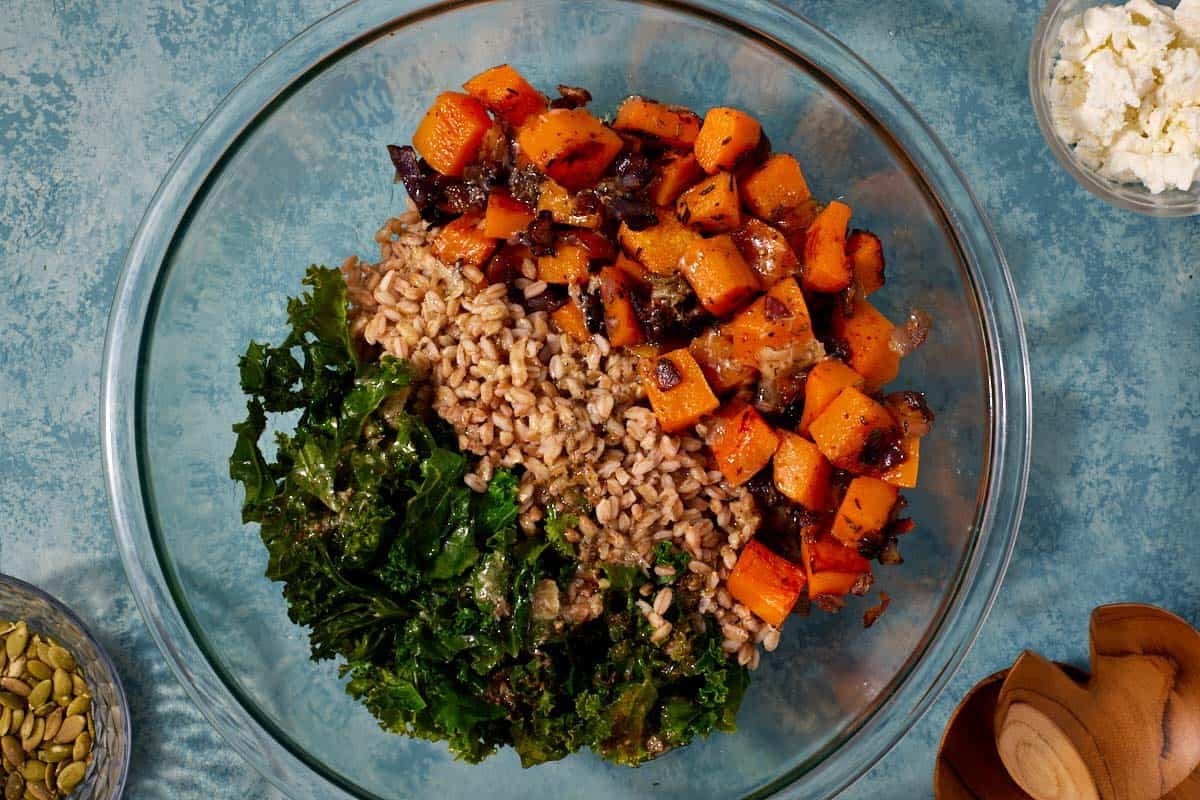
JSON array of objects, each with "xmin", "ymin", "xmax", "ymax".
[{"xmin": 230, "ymin": 265, "xmax": 747, "ymax": 766}]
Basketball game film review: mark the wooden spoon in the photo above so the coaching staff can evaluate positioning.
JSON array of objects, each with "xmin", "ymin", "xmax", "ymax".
[{"xmin": 995, "ymin": 604, "xmax": 1200, "ymax": 800}]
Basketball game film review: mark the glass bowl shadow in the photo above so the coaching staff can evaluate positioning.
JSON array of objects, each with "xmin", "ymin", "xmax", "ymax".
[
  {"xmin": 102, "ymin": 1, "xmax": 1030, "ymax": 798},
  {"xmin": 1029, "ymin": 0, "xmax": 1200, "ymax": 217},
  {"xmin": 0, "ymin": 575, "xmax": 131, "ymax": 800}
]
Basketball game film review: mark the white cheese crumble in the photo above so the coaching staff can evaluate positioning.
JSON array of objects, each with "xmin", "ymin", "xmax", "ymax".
[{"xmin": 1048, "ymin": 0, "xmax": 1200, "ymax": 193}]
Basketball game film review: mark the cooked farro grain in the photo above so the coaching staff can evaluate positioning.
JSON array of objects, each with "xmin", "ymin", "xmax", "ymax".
[{"xmin": 344, "ymin": 215, "xmax": 767, "ymax": 662}]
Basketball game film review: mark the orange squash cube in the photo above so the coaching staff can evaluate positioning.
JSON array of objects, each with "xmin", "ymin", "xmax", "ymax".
[
  {"xmin": 639, "ymin": 349, "xmax": 720, "ymax": 434},
  {"xmin": 798, "ymin": 360, "xmax": 866, "ymax": 436},
  {"xmin": 462, "ymin": 64, "xmax": 547, "ymax": 127},
  {"xmin": 689, "ymin": 327, "xmax": 758, "ymax": 395},
  {"xmin": 708, "ymin": 401, "xmax": 780, "ymax": 486},
  {"xmin": 831, "ymin": 298, "xmax": 900, "ymax": 391},
  {"xmin": 727, "ymin": 539, "xmax": 807, "ymax": 627},
  {"xmin": 678, "ymin": 235, "xmax": 760, "ymax": 317},
  {"xmin": 412, "ymin": 92, "xmax": 494, "ymax": 177},
  {"xmin": 550, "ymin": 298, "xmax": 591, "ymax": 342},
  {"xmin": 613, "ymin": 252, "xmax": 650, "ymax": 284},
  {"xmin": 536, "ymin": 178, "xmax": 602, "ymax": 229},
  {"xmin": 832, "ymin": 477, "xmax": 899, "ymax": 547},
  {"xmin": 724, "ymin": 277, "xmax": 817, "ymax": 366},
  {"xmin": 613, "ymin": 96, "xmax": 702, "ymax": 148},
  {"xmin": 648, "ymin": 151, "xmax": 705, "ymax": 206},
  {"xmin": 431, "ymin": 213, "xmax": 497, "ymax": 268},
  {"xmin": 808, "ymin": 386, "xmax": 899, "ymax": 473},
  {"xmin": 483, "ymin": 189, "xmax": 535, "ymax": 239},
  {"xmin": 676, "ymin": 171, "xmax": 741, "ymax": 233},
  {"xmin": 880, "ymin": 437, "xmax": 920, "ymax": 488},
  {"xmin": 730, "ymin": 218, "xmax": 800, "ymax": 287},
  {"xmin": 847, "ymin": 229, "xmax": 885, "ymax": 296},
  {"xmin": 599, "ymin": 266, "xmax": 644, "ymax": 348},
  {"xmin": 803, "ymin": 533, "xmax": 873, "ymax": 598},
  {"xmin": 773, "ymin": 432, "xmax": 834, "ymax": 511},
  {"xmin": 741, "ymin": 154, "xmax": 812, "ymax": 221},
  {"xmin": 802, "ymin": 200, "xmax": 854, "ymax": 293},
  {"xmin": 618, "ymin": 211, "xmax": 700, "ymax": 276},
  {"xmin": 516, "ymin": 108, "xmax": 624, "ymax": 190},
  {"xmin": 536, "ymin": 243, "xmax": 590, "ymax": 284},
  {"xmin": 694, "ymin": 107, "xmax": 762, "ymax": 173}
]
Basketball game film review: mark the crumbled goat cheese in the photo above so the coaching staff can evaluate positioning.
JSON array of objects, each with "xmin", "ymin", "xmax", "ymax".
[{"xmin": 1048, "ymin": 0, "xmax": 1200, "ymax": 193}]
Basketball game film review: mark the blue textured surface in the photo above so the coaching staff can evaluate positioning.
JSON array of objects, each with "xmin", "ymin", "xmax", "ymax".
[{"xmin": 0, "ymin": 1, "xmax": 1197, "ymax": 798}]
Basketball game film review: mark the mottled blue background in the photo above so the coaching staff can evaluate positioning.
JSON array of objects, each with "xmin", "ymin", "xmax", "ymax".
[{"xmin": 0, "ymin": 1, "xmax": 1197, "ymax": 797}]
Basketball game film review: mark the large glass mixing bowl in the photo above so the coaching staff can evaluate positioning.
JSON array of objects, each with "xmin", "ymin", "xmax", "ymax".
[{"xmin": 101, "ymin": 1, "xmax": 1030, "ymax": 798}]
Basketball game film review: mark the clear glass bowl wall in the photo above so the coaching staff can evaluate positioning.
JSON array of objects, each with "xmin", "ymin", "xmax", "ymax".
[{"xmin": 102, "ymin": 1, "xmax": 1030, "ymax": 798}]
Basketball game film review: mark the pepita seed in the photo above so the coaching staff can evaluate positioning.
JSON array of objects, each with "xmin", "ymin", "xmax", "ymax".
[
  {"xmin": 17, "ymin": 712, "xmax": 33, "ymax": 741},
  {"xmin": 0, "ymin": 681, "xmax": 29, "ymax": 700},
  {"xmin": 41, "ymin": 651, "xmax": 71, "ymax": 676},
  {"xmin": 4, "ymin": 626, "xmax": 27, "ymax": 662},
  {"xmin": 23, "ymin": 683, "xmax": 48, "ymax": 713},
  {"xmin": 1, "ymin": 736, "xmax": 24, "ymax": 767},
  {"xmin": 7, "ymin": 713, "xmax": 20, "ymax": 735},
  {"xmin": 38, "ymin": 712, "xmax": 59, "ymax": 746},
  {"xmin": 53, "ymin": 759, "xmax": 83, "ymax": 795},
  {"xmin": 48, "ymin": 675, "xmax": 67, "ymax": 708},
  {"xmin": 62, "ymin": 697, "xmax": 86, "ymax": 721},
  {"xmin": 19, "ymin": 761, "xmax": 43, "ymax": 783},
  {"xmin": 0, "ymin": 696, "xmax": 21, "ymax": 712},
  {"xmin": 37, "ymin": 745, "xmax": 69, "ymax": 764},
  {"xmin": 39, "ymin": 762, "xmax": 53, "ymax": 794},
  {"xmin": 69, "ymin": 732, "xmax": 89, "ymax": 766},
  {"xmin": 4, "ymin": 659, "xmax": 23, "ymax": 681},
  {"xmin": 24, "ymin": 780, "xmax": 50, "ymax": 800},
  {"xmin": 0, "ymin": 651, "xmax": 7, "ymax": 673},
  {"xmin": 0, "ymin": 709, "xmax": 8, "ymax": 737},
  {"xmin": 21, "ymin": 665, "xmax": 47, "ymax": 685},
  {"xmin": 68, "ymin": 676, "xmax": 84, "ymax": 699},
  {"xmin": 4, "ymin": 772, "xmax": 22, "ymax": 800},
  {"xmin": 50, "ymin": 717, "xmax": 81, "ymax": 746},
  {"xmin": 20, "ymin": 718, "xmax": 43, "ymax": 753}
]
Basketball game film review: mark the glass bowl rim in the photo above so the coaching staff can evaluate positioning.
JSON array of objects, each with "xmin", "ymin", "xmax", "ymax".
[
  {"xmin": 1028, "ymin": 0, "xmax": 1200, "ymax": 217},
  {"xmin": 101, "ymin": 0, "xmax": 1032, "ymax": 797},
  {"xmin": 0, "ymin": 572, "xmax": 132, "ymax": 799}
]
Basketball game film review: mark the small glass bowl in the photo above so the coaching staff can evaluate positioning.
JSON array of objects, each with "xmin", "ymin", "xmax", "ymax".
[
  {"xmin": 0, "ymin": 575, "xmax": 130, "ymax": 799},
  {"xmin": 1030, "ymin": 0, "xmax": 1200, "ymax": 216}
]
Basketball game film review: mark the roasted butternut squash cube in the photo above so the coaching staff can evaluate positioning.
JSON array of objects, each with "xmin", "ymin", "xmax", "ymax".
[
  {"xmin": 483, "ymin": 189, "xmax": 535, "ymax": 239},
  {"xmin": 676, "ymin": 171, "xmax": 741, "ymax": 233},
  {"xmin": 689, "ymin": 327, "xmax": 758, "ymax": 395},
  {"xmin": 613, "ymin": 252, "xmax": 650, "ymax": 284},
  {"xmin": 599, "ymin": 266, "xmax": 644, "ymax": 348},
  {"xmin": 774, "ymin": 432, "xmax": 834, "ymax": 511},
  {"xmin": 678, "ymin": 235, "xmax": 760, "ymax": 317},
  {"xmin": 648, "ymin": 151, "xmax": 705, "ymax": 206},
  {"xmin": 431, "ymin": 213, "xmax": 497, "ymax": 268},
  {"xmin": 550, "ymin": 298, "xmax": 591, "ymax": 342},
  {"xmin": 798, "ymin": 360, "xmax": 866, "ymax": 436},
  {"xmin": 831, "ymin": 297, "xmax": 900, "ymax": 391},
  {"xmin": 847, "ymin": 229, "xmax": 885, "ymax": 296},
  {"xmin": 832, "ymin": 477, "xmax": 899, "ymax": 547},
  {"xmin": 613, "ymin": 96, "xmax": 702, "ymax": 148},
  {"xmin": 724, "ymin": 277, "xmax": 816, "ymax": 366},
  {"xmin": 639, "ymin": 349, "xmax": 720, "ymax": 434},
  {"xmin": 803, "ymin": 533, "xmax": 873, "ymax": 598},
  {"xmin": 537, "ymin": 243, "xmax": 590, "ymax": 285},
  {"xmin": 462, "ymin": 64, "xmax": 547, "ymax": 127},
  {"xmin": 727, "ymin": 539, "xmax": 807, "ymax": 627},
  {"xmin": 880, "ymin": 437, "xmax": 920, "ymax": 488},
  {"xmin": 694, "ymin": 107, "xmax": 762, "ymax": 173},
  {"xmin": 618, "ymin": 211, "xmax": 700, "ymax": 276},
  {"xmin": 730, "ymin": 218, "xmax": 799, "ymax": 287},
  {"xmin": 808, "ymin": 386, "xmax": 899, "ymax": 473},
  {"xmin": 802, "ymin": 200, "xmax": 854, "ymax": 293},
  {"xmin": 536, "ymin": 178, "xmax": 603, "ymax": 229},
  {"xmin": 412, "ymin": 92, "xmax": 495, "ymax": 178},
  {"xmin": 709, "ymin": 401, "xmax": 780, "ymax": 486},
  {"xmin": 741, "ymin": 154, "xmax": 812, "ymax": 221},
  {"xmin": 516, "ymin": 108, "xmax": 624, "ymax": 190}
]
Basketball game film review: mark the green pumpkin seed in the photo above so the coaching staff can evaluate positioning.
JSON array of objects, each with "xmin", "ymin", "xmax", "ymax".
[
  {"xmin": 0, "ymin": 695, "xmax": 22, "ymax": 712},
  {"xmin": 0, "ymin": 650, "xmax": 7, "ymax": 673},
  {"xmin": 4, "ymin": 659, "xmax": 23, "ymax": 681},
  {"xmin": 41, "ymin": 651, "xmax": 71, "ymax": 676},
  {"xmin": 0, "ymin": 681, "xmax": 28, "ymax": 700},
  {"xmin": 3, "ymin": 772, "xmax": 22, "ymax": 800},
  {"xmin": 4, "ymin": 626, "xmax": 27, "ymax": 662},
  {"xmin": 25, "ymin": 780, "xmax": 50, "ymax": 800},
  {"xmin": 50, "ymin": 717, "xmax": 82, "ymax": 746},
  {"xmin": 0, "ymin": 708, "xmax": 9, "ymax": 737},
  {"xmin": 37, "ymin": 745, "xmax": 69, "ymax": 764},
  {"xmin": 40, "ymin": 762, "xmax": 53, "ymax": 795},
  {"xmin": 62, "ymin": 696, "xmax": 87, "ymax": 720},
  {"xmin": 20, "ymin": 718, "xmax": 43, "ymax": 754},
  {"xmin": 70, "ymin": 732, "xmax": 89, "ymax": 765},
  {"xmin": 54, "ymin": 759, "xmax": 83, "ymax": 795},
  {"xmin": 8, "ymin": 712, "xmax": 21, "ymax": 735},
  {"xmin": 17, "ymin": 712, "xmax": 33, "ymax": 742},
  {"xmin": 48, "ymin": 674, "xmax": 68, "ymax": 708},
  {"xmin": 68, "ymin": 675, "xmax": 84, "ymax": 698},
  {"xmin": 21, "ymin": 665, "xmax": 47, "ymax": 686},
  {"xmin": 38, "ymin": 712, "xmax": 59, "ymax": 746},
  {"xmin": 1, "ymin": 736, "xmax": 24, "ymax": 767},
  {"xmin": 19, "ymin": 761, "xmax": 43, "ymax": 783},
  {"xmin": 23, "ymin": 683, "xmax": 48, "ymax": 713}
]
